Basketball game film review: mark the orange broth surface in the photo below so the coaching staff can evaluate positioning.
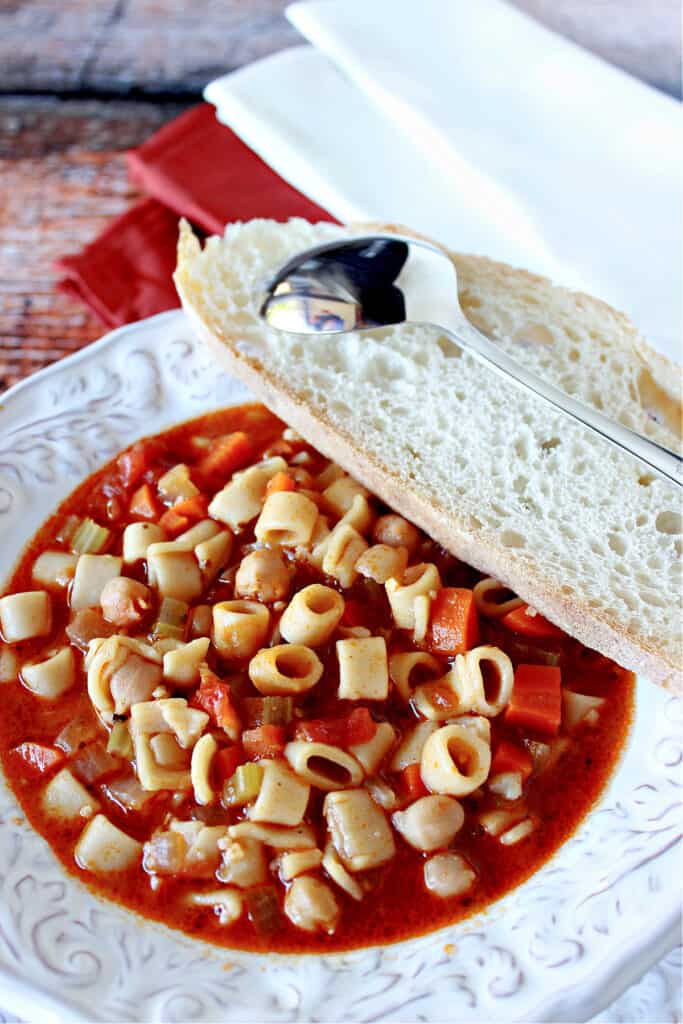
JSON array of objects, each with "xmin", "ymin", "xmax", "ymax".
[{"xmin": 0, "ymin": 403, "xmax": 634, "ymax": 952}]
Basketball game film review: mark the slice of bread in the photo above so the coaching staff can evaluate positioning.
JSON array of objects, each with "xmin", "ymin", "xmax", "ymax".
[{"xmin": 174, "ymin": 218, "xmax": 682, "ymax": 691}]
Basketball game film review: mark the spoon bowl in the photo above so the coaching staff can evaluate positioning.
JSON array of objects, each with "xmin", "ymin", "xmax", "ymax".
[{"xmin": 260, "ymin": 234, "xmax": 681, "ymax": 488}]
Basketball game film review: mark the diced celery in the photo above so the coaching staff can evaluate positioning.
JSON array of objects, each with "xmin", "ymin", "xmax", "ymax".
[
  {"xmin": 246, "ymin": 886, "xmax": 282, "ymax": 935},
  {"xmin": 71, "ymin": 517, "xmax": 111, "ymax": 554},
  {"xmin": 56, "ymin": 514, "xmax": 80, "ymax": 545},
  {"xmin": 241, "ymin": 696, "xmax": 293, "ymax": 727},
  {"xmin": 152, "ymin": 597, "xmax": 189, "ymax": 639},
  {"xmin": 262, "ymin": 696, "xmax": 293, "ymax": 726},
  {"xmin": 107, "ymin": 721, "xmax": 133, "ymax": 760},
  {"xmin": 223, "ymin": 762, "xmax": 264, "ymax": 807}
]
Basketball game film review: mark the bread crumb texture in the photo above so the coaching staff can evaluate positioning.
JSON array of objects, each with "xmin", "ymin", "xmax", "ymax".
[{"xmin": 175, "ymin": 218, "xmax": 682, "ymax": 690}]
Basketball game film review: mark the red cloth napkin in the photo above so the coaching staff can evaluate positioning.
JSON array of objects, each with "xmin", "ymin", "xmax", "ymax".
[{"xmin": 55, "ymin": 104, "xmax": 337, "ymax": 327}]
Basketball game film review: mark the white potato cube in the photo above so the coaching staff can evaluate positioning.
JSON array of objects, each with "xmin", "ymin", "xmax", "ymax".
[
  {"xmin": 324, "ymin": 788, "xmax": 395, "ymax": 871},
  {"xmin": 162, "ymin": 637, "xmax": 210, "ymax": 687},
  {"xmin": 42, "ymin": 768, "xmax": 99, "ymax": 821},
  {"xmin": 349, "ymin": 722, "xmax": 396, "ymax": 775},
  {"xmin": 195, "ymin": 530, "xmax": 233, "ymax": 581},
  {"xmin": 122, "ymin": 522, "xmax": 166, "ymax": 564},
  {"xmin": 216, "ymin": 837, "xmax": 267, "ymax": 888},
  {"xmin": 0, "ymin": 645, "xmax": 19, "ymax": 683},
  {"xmin": 278, "ymin": 847, "xmax": 323, "ymax": 881},
  {"xmin": 208, "ymin": 458, "xmax": 287, "ymax": 530},
  {"xmin": 337, "ymin": 636, "xmax": 388, "ymax": 700},
  {"xmin": 21, "ymin": 646, "xmax": 75, "ymax": 698},
  {"xmin": 31, "ymin": 551, "xmax": 78, "ymax": 589},
  {"xmin": 71, "ymin": 555, "xmax": 122, "ymax": 611},
  {"xmin": 0, "ymin": 591, "xmax": 51, "ymax": 643},
  {"xmin": 390, "ymin": 721, "xmax": 438, "ymax": 772},
  {"xmin": 146, "ymin": 543, "xmax": 203, "ymax": 602},
  {"xmin": 250, "ymin": 759, "xmax": 310, "ymax": 826},
  {"xmin": 74, "ymin": 814, "xmax": 142, "ymax": 872},
  {"xmin": 174, "ymin": 519, "xmax": 221, "ymax": 549}
]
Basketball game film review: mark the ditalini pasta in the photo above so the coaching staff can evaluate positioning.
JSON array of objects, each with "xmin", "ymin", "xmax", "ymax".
[{"xmin": 0, "ymin": 404, "xmax": 634, "ymax": 954}]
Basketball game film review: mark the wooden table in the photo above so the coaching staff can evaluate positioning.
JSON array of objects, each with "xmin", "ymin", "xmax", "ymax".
[{"xmin": 0, "ymin": 0, "xmax": 680, "ymax": 393}]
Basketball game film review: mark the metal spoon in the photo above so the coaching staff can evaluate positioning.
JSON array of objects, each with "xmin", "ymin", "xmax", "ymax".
[{"xmin": 260, "ymin": 234, "xmax": 681, "ymax": 488}]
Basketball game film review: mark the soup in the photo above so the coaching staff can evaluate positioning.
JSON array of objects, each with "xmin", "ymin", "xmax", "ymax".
[{"xmin": 0, "ymin": 404, "xmax": 633, "ymax": 952}]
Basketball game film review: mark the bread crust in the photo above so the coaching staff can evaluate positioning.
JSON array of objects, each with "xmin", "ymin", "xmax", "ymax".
[{"xmin": 175, "ymin": 221, "xmax": 681, "ymax": 693}]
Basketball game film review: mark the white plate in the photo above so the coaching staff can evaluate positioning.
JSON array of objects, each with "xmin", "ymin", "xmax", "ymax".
[{"xmin": 0, "ymin": 310, "xmax": 680, "ymax": 1023}]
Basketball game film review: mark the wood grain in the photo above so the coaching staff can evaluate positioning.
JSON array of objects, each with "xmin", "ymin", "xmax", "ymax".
[
  {"xmin": 0, "ymin": 0, "xmax": 299, "ymax": 95},
  {"xmin": 0, "ymin": 98, "xmax": 181, "ymax": 390},
  {"xmin": 0, "ymin": 0, "xmax": 679, "ymax": 98}
]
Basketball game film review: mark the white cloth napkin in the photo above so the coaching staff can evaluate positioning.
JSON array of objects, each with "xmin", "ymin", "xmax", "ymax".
[{"xmin": 205, "ymin": 0, "xmax": 682, "ymax": 359}]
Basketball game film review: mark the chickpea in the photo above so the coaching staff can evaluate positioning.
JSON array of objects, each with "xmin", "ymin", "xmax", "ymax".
[
  {"xmin": 234, "ymin": 548, "xmax": 291, "ymax": 603},
  {"xmin": 100, "ymin": 577, "xmax": 152, "ymax": 627},
  {"xmin": 372, "ymin": 514, "xmax": 420, "ymax": 555},
  {"xmin": 392, "ymin": 795, "xmax": 464, "ymax": 852},
  {"xmin": 284, "ymin": 875, "xmax": 340, "ymax": 934},
  {"xmin": 423, "ymin": 852, "xmax": 476, "ymax": 898}
]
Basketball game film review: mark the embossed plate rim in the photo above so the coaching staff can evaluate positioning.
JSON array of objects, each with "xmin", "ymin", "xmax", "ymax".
[{"xmin": 0, "ymin": 310, "xmax": 680, "ymax": 1023}]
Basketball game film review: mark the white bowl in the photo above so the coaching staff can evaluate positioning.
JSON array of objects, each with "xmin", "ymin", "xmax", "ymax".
[{"xmin": 0, "ymin": 310, "xmax": 680, "ymax": 1022}]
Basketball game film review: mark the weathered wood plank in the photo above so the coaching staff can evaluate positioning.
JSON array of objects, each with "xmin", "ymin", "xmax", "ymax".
[
  {"xmin": 0, "ymin": 0, "xmax": 299, "ymax": 95},
  {"xmin": 0, "ymin": 98, "xmax": 183, "ymax": 391},
  {"xmin": 0, "ymin": 0, "xmax": 679, "ymax": 98}
]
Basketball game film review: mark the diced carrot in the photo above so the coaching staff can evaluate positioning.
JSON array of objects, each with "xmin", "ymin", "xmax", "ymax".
[
  {"xmin": 265, "ymin": 471, "xmax": 296, "ymax": 497},
  {"xmin": 340, "ymin": 599, "xmax": 365, "ymax": 628},
  {"xmin": 117, "ymin": 440, "xmax": 161, "ymax": 488},
  {"xmin": 212, "ymin": 746, "xmax": 244, "ymax": 786},
  {"xmin": 196, "ymin": 432, "xmax": 253, "ymax": 484},
  {"xmin": 242, "ymin": 725, "xmax": 286, "ymax": 759},
  {"xmin": 12, "ymin": 742, "xmax": 65, "ymax": 777},
  {"xmin": 158, "ymin": 508, "xmax": 190, "ymax": 536},
  {"xmin": 490, "ymin": 739, "xmax": 533, "ymax": 780},
  {"xmin": 500, "ymin": 604, "xmax": 566, "ymax": 640},
  {"xmin": 129, "ymin": 483, "xmax": 159, "ymax": 520},
  {"xmin": 505, "ymin": 664, "xmax": 562, "ymax": 736},
  {"xmin": 401, "ymin": 763, "xmax": 429, "ymax": 802},
  {"xmin": 193, "ymin": 666, "xmax": 241, "ymax": 741},
  {"xmin": 427, "ymin": 588, "xmax": 480, "ymax": 656},
  {"xmin": 171, "ymin": 494, "xmax": 209, "ymax": 521},
  {"xmin": 294, "ymin": 707, "xmax": 377, "ymax": 748}
]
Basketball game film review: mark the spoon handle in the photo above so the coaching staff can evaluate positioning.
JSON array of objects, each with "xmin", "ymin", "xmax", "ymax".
[{"xmin": 446, "ymin": 319, "xmax": 682, "ymax": 489}]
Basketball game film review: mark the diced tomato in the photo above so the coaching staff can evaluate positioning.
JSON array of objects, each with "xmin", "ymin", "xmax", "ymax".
[
  {"xmin": 117, "ymin": 440, "xmax": 161, "ymax": 488},
  {"xmin": 158, "ymin": 507, "xmax": 190, "ymax": 536},
  {"xmin": 171, "ymin": 494, "xmax": 209, "ymax": 521},
  {"xmin": 196, "ymin": 432, "xmax": 253, "ymax": 485},
  {"xmin": 500, "ymin": 604, "xmax": 567, "ymax": 640},
  {"xmin": 12, "ymin": 742, "xmax": 64, "ymax": 778},
  {"xmin": 427, "ymin": 588, "xmax": 480, "ymax": 656},
  {"xmin": 400, "ymin": 763, "xmax": 429, "ymax": 802},
  {"xmin": 294, "ymin": 707, "xmax": 377, "ymax": 748},
  {"xmin": 490, "ymin": 739, "xmax": 533, "ymax": 780},
  {"xmin": 242, "ymin": 725, "xmax": 286, "ymax": 759},
  {"xmin": 129, "ymin": 483, "xmax": 159, "ymax": 521},
  {"xmin": 212, "ymin": 746, "xmax": 244, "ymax": 786},
  {"xmin": 340, "ymin": 599, "xmax": 366, "ymax": 628},
  {"xmin": 505, "ymin": 664, "xmax": 562, "ymax": 736},
  {"xmin": 265, "ymin": 439, "xmax": 295, "ymax": 459},
  {"xmin": 193, "ymin": 666, "xmax": 241, "ymax": 741},
  {"xmin": 265, "ymin": 471, "xmax": 296, "ymax": 497}
]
